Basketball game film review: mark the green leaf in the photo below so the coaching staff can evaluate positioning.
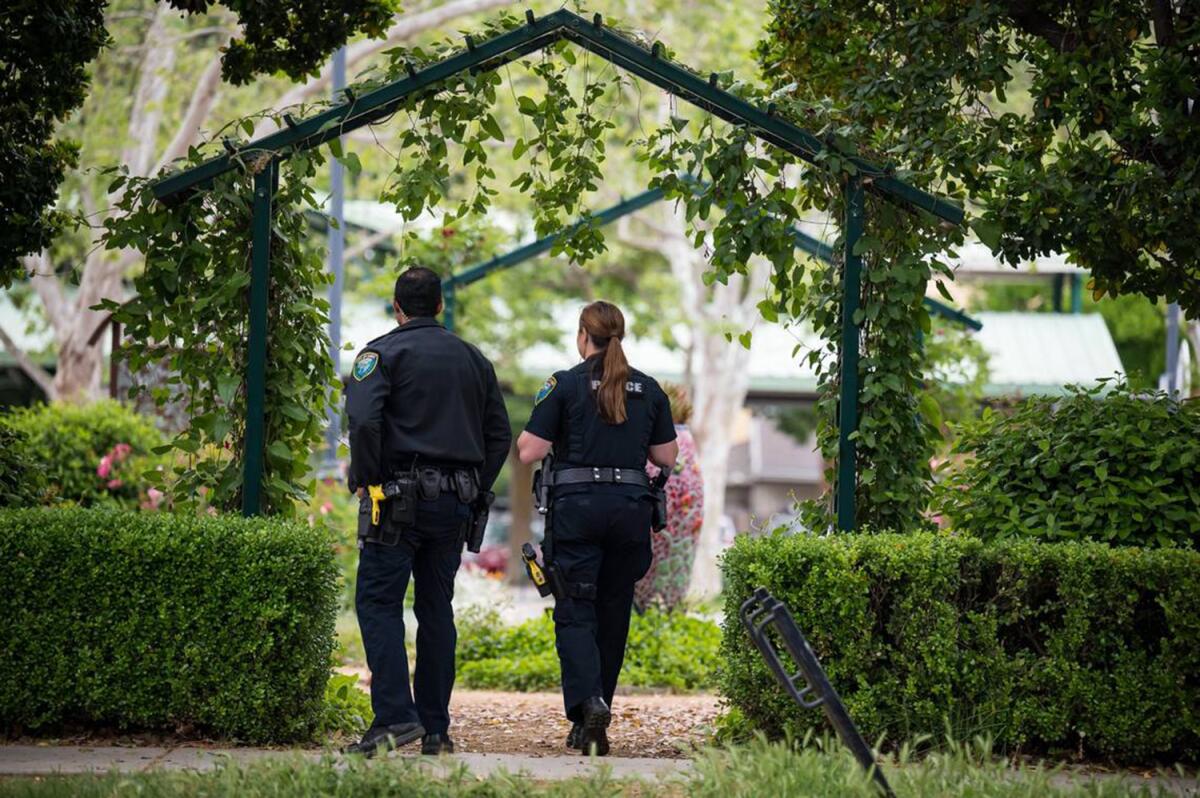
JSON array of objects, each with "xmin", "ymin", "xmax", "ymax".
[
  {"xmin": 480, "ymin": 114, "xmax": 504, "ymax": 142},
  {"xmin": 970, "ymin": 217, "xmax": 1003, "ymax": 251},
  {"xmin": 738, "ymin": 331, "xmax": 753, "ymax": 349},
  {"xmin": 267, "ymin": 441, "xmax": 293, "ymax": 461},
  {"xmin": 217, "ymin": 374, "xmax": 239, "ymax": 405},
  {"xmin": 757, "ymin": 300, "xmax": 779, "ymax": 323},
  {"xmin": 340, "ymin": 151, "xmax": 362, "ymax": 175},
  {"xmin": 851, "ymin": 235, "xmax": 881, "ymax": 256}
]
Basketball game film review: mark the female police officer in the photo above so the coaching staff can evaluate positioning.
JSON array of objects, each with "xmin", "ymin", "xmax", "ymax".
[{"xmin": 516, "ymin": 300, "xmax": 679, "ymax": 756}]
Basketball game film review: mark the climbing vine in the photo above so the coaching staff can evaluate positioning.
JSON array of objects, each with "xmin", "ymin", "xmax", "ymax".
[
  {"xmin": 101, "ymin": 148, "xmax": 334, "ymax": 515},
  {"xmin": 102, "ymin": 10, "xmax": 964, "ymax": 526}
]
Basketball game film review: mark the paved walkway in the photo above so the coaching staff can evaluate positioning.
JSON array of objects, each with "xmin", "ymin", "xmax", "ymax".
[{"xmin": 0, "ymin": 745, "xmax": 691, "ymax": 781}]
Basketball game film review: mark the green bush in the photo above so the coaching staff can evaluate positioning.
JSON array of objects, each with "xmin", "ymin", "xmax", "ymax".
[
  {"xmin": 0, "ymin": 423, "xmax": 43, "ymax": 507},
  {"xmin": 720, "ymin": 531, "xmax": 1200, "ymax": 761},
  {"xmin": 456, "ymin": 606, "xmax": 719, "ymax": 692},
  {"xmin": 0, "ymin": 507, "xmax": 339, "ymax": 742},
  {"xmin": 934, "ymin": 384, "xmax": 1200, "ymax": 547},
  {"xmin": 319, "ymin": 672, "xmax": 373, "ymax": 737},
  {"xmin": 1, "ymin": 401, "xmax": 165, "ymax": 508}
]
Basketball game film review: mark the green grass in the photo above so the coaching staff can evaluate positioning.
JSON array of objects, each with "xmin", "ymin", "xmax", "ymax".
[{"xmin": 0, "ymin": 739, "xmax": 1186, "ymax": 797}]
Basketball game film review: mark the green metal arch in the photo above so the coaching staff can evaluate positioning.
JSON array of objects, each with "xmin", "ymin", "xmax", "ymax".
[{"xmin": 149, "ymin": 8, "xmax": 967, "ymax": 526}]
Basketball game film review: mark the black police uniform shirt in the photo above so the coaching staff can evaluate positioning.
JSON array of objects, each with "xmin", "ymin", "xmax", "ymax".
[
  {"xmin": 345, "ymin": 317, "xmax": 511, "ymax": 493},
  {"xmin": 524, "ymin": 355, "xmax": 675, "ymax": 496}
]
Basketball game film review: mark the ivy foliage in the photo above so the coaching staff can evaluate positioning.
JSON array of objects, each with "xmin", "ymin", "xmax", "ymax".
[
  {"xmin": 760, "ymin": 0, "xmax": 1200, "ymax": 315},
  {"xmin": 106, "ymin": 11, "xmax": 961, "ymax": 520},
  {"xmin": 935, "ymin": 383, "xmax": 1200, "ymax": 548},
  {"xmin": 102, "ymin": 150, "xmax": 335, "ymax": 515}
]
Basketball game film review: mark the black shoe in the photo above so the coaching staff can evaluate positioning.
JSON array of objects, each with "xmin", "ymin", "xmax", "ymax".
[
  {"xmin": 421, "ymin": 733, "xmax": 455, "ymax": 755},
  {"xmin": 577, "ymin": 697, "xmax": 611, "ymax": 757},
  {"xmin": 342, "ymin": 722, "xmax": 425, "ymax": 757},
  {"xmin": 566, "ymin": 723, "xmax": 582, "ymax": 750}
]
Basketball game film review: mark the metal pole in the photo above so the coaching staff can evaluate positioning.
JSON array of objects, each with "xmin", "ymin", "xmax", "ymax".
[
  {"xmin": 324, "ymin": 47, "xmax": 347, "ymax": 468},
  {"xmin": 836, "ymin": 178, "xmax": 864, "ymax": 532},
  {"xmin": 1166, "ymin": 302, "xmax": 1181, "ymax": 397},
  {"xmin": 243, "ymin": 160, "xmax": 275, "ymax": 517},
  {"xmin": 443, "ymin": 282, "xmax": 457, "ymax": 333}
]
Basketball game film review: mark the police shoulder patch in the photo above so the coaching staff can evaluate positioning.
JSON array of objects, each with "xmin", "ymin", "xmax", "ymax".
[
  {"xmin": 353, "ymin": 350, "xmax": 380, "ymax": 381},
  {"xmin": 534, "ymin": 375, "xmax": 557, "ymax": 405}
]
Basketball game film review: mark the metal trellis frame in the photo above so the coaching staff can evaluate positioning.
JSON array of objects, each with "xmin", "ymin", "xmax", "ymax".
[{"xmin": 151, "ymin": 8, "xmax": 965, "ymax": 519}]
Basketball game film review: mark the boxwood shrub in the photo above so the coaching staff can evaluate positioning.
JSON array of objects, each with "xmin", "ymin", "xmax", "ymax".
[
  {"xmin": 0, "ymin": 507, "xmax": 338, "ymax": 742},
  {"xmin": 720, "ymin": 531, "xmax": 1200, "ymax": 761}
]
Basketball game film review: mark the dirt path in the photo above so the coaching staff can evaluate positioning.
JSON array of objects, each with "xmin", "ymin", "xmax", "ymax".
[{"xmin": 446, "ymin": 690, "xmax": 720, "ymax": 760}]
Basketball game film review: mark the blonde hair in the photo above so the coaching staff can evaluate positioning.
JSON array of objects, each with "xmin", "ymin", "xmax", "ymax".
[
  {"xmin": 662, "ymin": 382, "xmax": 692, "ymax": 425},
  {"xmin": 579, "ymin": 301, "xmax": 630, "ymax": 424}
]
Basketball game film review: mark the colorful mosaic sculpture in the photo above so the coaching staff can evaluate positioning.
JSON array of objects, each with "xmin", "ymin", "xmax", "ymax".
[{"xmin": 636, "ymin": 424, "xmax": 704, "ymax": 612}]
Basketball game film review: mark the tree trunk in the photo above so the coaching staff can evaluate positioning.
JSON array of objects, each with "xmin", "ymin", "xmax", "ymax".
[{"xmin": 621, "ymin": 198, "xmax": 765, "ymax": 600}]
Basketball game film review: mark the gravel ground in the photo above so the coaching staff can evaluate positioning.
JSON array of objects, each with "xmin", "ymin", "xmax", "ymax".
[{"xmin": 446, "ymin": 690, "xmax": 720, "ymax": 760}]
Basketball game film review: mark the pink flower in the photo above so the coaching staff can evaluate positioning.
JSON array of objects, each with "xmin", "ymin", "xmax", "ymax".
[
  {"xmin": 106, "ymin": 479, "xmax": 123, "ymax": 490},
  {"xmin": 97, "ymin": 456, "xmax": 112, "ymax": 479},
  {"xmin": 145, "ymin": 488, "xmax": 164, "ymax": 509},
  {"xmin": 320, "ymin": 501, "xmax": 333, "ymax": 515},
  {"xmin": 112, "ymin": 443, "xmax": 132, "ymax": 460}
]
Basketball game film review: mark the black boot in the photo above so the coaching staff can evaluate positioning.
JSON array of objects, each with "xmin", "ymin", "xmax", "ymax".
[
  {"xmin": 421, "ymin": 733, "xmax": 455, "ymax": 755},
  {"xmin": 342, "ymin": 722, "xmax": 425, "ymax": 757},
  {"xmin": 566, "ymin": 723, "xmax": 582, "ymax": 749},
  {"xmin": 576, "ymin": 696, "xmax": 611, "ymax": 757}
]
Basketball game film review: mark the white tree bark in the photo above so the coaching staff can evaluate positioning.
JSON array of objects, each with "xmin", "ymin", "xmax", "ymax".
[
  {"xmin": 17, "ymin": 0, "xmax": 507, "ymax": 402},
  {"xmin": 51, "ymin": 5, "xmax": 178, "ymax": 400},
  {"xmin": 620, "ymin": 200, "xmax": 768, "ymax": 600}
]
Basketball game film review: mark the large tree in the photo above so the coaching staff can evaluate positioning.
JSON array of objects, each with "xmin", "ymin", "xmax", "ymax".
[
  {"xmin": 0, "ymin": 0, "xmax": 396, "ymax": 289},
  {"xmin": 760, "ymin": 0, "xmax": 1199, "ymax": 314},
  {"xmin": 2, "ymin": 0, "xmax": 514, "ymax": 400}
]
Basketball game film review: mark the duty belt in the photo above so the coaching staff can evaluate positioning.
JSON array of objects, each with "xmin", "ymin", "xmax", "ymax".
[{"xmin": 551, "ymin": 467, "xmax": 652, "ymax": 489}]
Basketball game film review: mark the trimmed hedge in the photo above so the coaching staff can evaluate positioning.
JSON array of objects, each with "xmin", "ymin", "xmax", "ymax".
[
  {"xmin": 0, "ymin": 508, "xmax": 338, "ymax": 742},
  {"xmin": 720, "ymin": 532, "xmax": 1200, "ymax": 761}
]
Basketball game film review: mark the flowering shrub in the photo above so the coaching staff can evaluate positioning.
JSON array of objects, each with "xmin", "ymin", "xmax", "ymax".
[{"xmin": 1, "ymin": 401, "xmax": 165, "ymax": 509}]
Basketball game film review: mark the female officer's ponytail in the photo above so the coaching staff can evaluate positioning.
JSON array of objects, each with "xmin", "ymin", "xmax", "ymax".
[{"xmin": 580, "ymin": 301, "xmax": 630, "ymax": 425}]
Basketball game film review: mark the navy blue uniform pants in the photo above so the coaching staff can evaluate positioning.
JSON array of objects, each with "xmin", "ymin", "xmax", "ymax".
[
  {"xmin": 355, "ymin": 492, "xmax": 468, "ymax": 735},
  {"xmin": 549, "ymin": 491, "xmax": 654, "ymax": 722}
]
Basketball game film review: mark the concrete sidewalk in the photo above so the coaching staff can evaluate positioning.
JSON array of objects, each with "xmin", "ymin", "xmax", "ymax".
[{"xmin": 0, "ymin": 745, "xmax": 692, "ymax": 781}]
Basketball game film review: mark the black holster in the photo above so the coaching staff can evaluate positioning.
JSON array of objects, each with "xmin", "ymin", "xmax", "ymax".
[
  {"xmin": 532, "ymin": 453, "xmax": 555, "ymax": 515},
  {"xmin": 650, "ymin": 471, "xmax": 670, "ymax": 532},
  {"xmin": 466, "ymin": 489, "xmax": 494, "ymax": 553},
  {"xmin": 357, "ymin": 471, "xmax": 418, "ymax": 547}
]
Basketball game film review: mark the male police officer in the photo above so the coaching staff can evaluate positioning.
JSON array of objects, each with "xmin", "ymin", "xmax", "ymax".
[{"xmin": 344, "ymin": 266, "xmax": 511, "ymax": 757}]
